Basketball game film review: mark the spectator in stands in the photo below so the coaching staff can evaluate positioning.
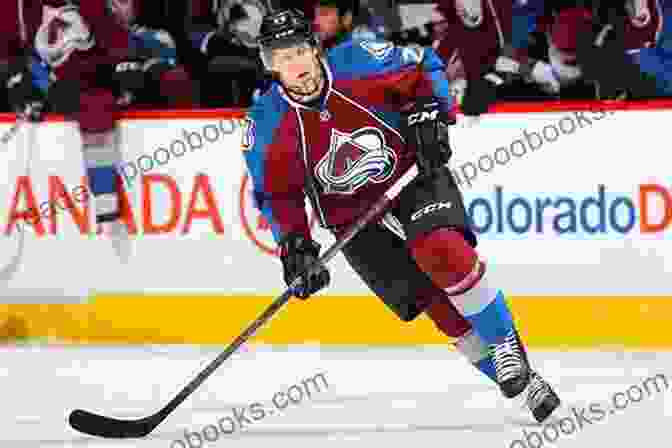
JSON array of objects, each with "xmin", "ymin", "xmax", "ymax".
[
  {"xmin": 313, "ymin": 0, "xmax": 355, "ymax": 48},
  {"xmin": 0, "ymin": 1, "xmax": 40, "ymax": 114},
  {"xmin": 513, "ymin": 1, "xmax": 663, "ymax": 100},
  {"xmin": 313, "ymin": 0, "xmax": 379, "ymax": 49},
  {"xmin": 106, "ymin": 0, "xmax": 195, "ymax": 108},
  {"xmin": 432, "ymin": 0, "xmax": 559, "ymax": 115},
  {"xmin": 635, "ymin": 1, "xmax": 672, "ymax": 96},
  {"xmin": 433, "ymin": 0, "xmax": 662, "ymax": 118},
  {"xmin": 186, "ymin": 0, "xmax": 267, "ymax": 108}
]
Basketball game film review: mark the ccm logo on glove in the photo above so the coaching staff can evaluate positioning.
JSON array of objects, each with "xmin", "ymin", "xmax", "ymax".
[
  {"xmin": 411, "ymin": 201, "xmax": 452, "ymax": 221},
  {"xmin": 116, "ymin": 61, "xmax": 143, "ymax": 72},
  {"xmin": 407, "ymin": 109, "xmax": 439, "ymax": 125}
]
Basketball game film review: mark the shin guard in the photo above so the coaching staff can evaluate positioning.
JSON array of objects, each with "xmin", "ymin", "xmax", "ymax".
[{"xmin": 77, "ymin": 90, "xmax": 123, "ymax": 224}]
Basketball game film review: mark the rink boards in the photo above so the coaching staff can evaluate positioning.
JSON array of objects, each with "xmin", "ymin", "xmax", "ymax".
[{"xmin": 0, "ymin": 100, "xmax": 671, "ymax": 347}]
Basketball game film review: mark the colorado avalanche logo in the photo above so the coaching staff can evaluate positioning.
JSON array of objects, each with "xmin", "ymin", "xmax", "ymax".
[
  {"xmin": 315, "ymin": 127, "xmax": 397, "ymax": 195},
  {"xmin": 35, "ymin": 5, "xmax": 95, "ymax": 68},
  {"xmin": 360, "ymin": 40, "xmax": 394, "ymax": 61}
]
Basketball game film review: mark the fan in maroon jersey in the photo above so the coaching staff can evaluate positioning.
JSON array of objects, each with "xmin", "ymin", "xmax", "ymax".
[
  {"xmin": 432, "ymin": 0, "xmax": 560, "ymax": 116},
  {"xmin": 536, "ymin": 1, "xmax": 664, "ymax": 99}
]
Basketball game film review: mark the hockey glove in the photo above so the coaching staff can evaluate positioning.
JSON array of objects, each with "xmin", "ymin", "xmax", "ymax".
[
  {"xmin": 495, "ymin": 56, "xmax": 560, "ymax": 95},
  {"xmin": 461, "ymin": 75, "xmax": 499, "ymax": 117},
  {"xmin": 142, "ymin": 58, "xmax": 177, "ymax": 83},
  {"xmin": 403, "ymin": 97, "xmax": 453, "ymax": 178},
  {"xmin": 111, "ymin": 60, "xmax": 147, "ymax": 105},
  {"xmin": 48, "ymin": 79, "xmax": 83, "ymax": 115},
  {"xmin": 279, "ymin": 233, "xmax": 330, "ymax": 300}
]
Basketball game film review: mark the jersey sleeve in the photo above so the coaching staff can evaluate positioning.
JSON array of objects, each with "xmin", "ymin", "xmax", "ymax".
[
  {"xmin": 329, "ymin": 40, "xmax": 457, "ymax": 118},
  {"xmin": 242, "ymin": 93, "xmax": 311, "ymax": 245},
  {"xmin": 0, "ymin": 0, "xmax": 40, "ymax": 61},
  {"xmin": 49, "ymin": 2, "xmax": 132, "ymax": 81},
  {"xmin": 513, "ymin": 0, "xmax": 545, "ymax": 49}
]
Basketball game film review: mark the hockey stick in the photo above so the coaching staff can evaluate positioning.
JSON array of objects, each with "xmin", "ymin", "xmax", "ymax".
[
  {"xmin": 0, "ymin": 116, "xmax": 33, "ymax": 284},
  {"xmin": 0, "ymin": 121, "xmax": 22, "ymax": 146},
  {"xmin": 1, "ymin": 102, "xmax": 43, "ymax": 147},
  {"xmin": 68, "ymin": 162, "xmax": 420, "ymax": 438}
]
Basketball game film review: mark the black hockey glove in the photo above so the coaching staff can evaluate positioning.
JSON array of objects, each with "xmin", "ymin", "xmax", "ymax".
[
  {"xmin": 111, "ymin": 60, "xmax": 147, "ymax": 105},
  {"xmin": 279, "ymin": 233, "xmax": 330, "ymax": 300},
  {"xmin": 461, "ymin": 75, "xmax": 499, "ymax": 117},
  {"xmin": 403, "ymin": 97, "xmax": 453, "ymax": 178},
  {"xmin": 142, "ymin": 58, "xmax": 176, "ymax": 83},
  {"xmin": 3, "ymin": 65, "xmax": 45, "ymax": 121},
  {"xmin": 48, "ymin": 78, "xmax": 82, "ymax": 115}
]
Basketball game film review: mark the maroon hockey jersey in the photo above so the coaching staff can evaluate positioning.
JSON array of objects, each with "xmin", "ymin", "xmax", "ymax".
[
  {"xmin": 434, "ymin": 0, "xmax": 513, "ymax": 79},
  {"xmin": 1, "ymin": 0, "xmax": 130, "ymax": 83},
  {"xmin": 0, "ymin": 0, "xmax": 41, "ymax": 61}
]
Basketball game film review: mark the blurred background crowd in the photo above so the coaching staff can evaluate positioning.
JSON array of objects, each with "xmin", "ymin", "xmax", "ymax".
[{"xmin": 1, "ymin": 0, "xmax": 671, "ymax": 116}]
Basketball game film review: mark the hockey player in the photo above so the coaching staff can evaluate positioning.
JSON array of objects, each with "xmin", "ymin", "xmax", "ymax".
[
  {"xmin": 534, "ymin": 1, "xmax": 664, "ymax": 99},
  {"xmin": 1, "ymin": 1, "xmax": 44, "ymax": 116},
  {"xmin": 3, "ymin": 0, "xmax": 134, "ymax": 261},
  {"xmin": 186, "ymin": 0, "xmax": 269, "ymax": 107},
  {"xmin": 460, "ymin": 0, "xmax": 664, "ymax": 105},
  {"xmin": 312, "ymin": 0, "xmax": 379, "ymax": 50},
  {"xmin": 433, "ymin": 0, "xmax": 560, "ymax": 116},
  {"xmin": 242, "ymin": 9, "xmax": 561, "ymax": 423},
  {"xmin": 107, "ymin": 0, "xmax": 195, "ymax": 108}
]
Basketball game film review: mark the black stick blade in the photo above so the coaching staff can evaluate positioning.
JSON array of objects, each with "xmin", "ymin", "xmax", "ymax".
[{"xmin": 68, "ymin": 409, "xmax": 157, "ymax": 438}]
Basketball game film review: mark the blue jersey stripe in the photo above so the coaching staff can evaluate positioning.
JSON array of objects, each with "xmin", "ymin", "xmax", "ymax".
[
  {"xmin": 242, "ymin": 91, "xmax": 290, "ymax": 244},
  {"xmin": 422, "ymin": 47, "xmax": 453, "ymax": 101}
]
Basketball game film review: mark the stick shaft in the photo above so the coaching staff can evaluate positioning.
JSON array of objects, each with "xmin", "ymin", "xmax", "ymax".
[
  {"xmin": 1, "ymin": 121, "xmax": 21, "ymax": 145},
  {"xmin": 152, "ymin": 163, "xmax": 419, "ymax": 424},
  {"xmin": 67, "ymin": 163, "xmax": 422, "ymax": 438}
]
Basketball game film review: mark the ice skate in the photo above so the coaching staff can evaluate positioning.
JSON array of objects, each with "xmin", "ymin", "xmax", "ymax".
[
  {"xmin": 97, "ymin": 221, "xmax": 132, "ymax": 264},
  {"xmin": 524, "ymin": 370, "xmax": 561, "ymax": 423},
  {"xmin": 489, "ymin": 329, "xmax": 530, "ymax": 398}
]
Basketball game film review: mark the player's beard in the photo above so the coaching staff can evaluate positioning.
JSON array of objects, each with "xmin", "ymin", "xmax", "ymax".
[{"xmin": 284, "ymin": 65, "xmax": 325, "ymax": 103}]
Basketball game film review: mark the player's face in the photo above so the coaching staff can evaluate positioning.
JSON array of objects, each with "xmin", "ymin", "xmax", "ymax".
[
  {"xmin": 271, "ymin": 43, "xmax": 324, "ymax": 101},
  {"xmin": 313, "ymin": 6, "xmax": 342, "ymax": 41}
]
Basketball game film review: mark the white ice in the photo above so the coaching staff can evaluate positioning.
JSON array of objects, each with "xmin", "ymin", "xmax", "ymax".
[{"xmin": 1, "ymin": 345, "xmax": 670, "ymax": 447}]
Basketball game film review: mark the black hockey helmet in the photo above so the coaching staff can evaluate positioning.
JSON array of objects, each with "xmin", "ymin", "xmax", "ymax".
[{"xmin": 257, "ymin": 9, "xmax": 320, "ymax": 70}]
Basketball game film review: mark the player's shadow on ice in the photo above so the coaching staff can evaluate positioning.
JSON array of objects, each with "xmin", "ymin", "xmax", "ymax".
[
  {"xmin": 52, "ymin": 391, "xmax": 539, "ymax": 445},
  {"xmin": 204, "ymin": 421, "xmax": 528, "ymax": 440}
]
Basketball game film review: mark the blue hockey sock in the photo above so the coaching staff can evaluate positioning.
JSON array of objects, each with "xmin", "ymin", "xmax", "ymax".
[
  {"xmin": 449, "ymin": 270, "xmax": 517, "ymax": 346},
  {"xmin": 87, "ymin": 165, "xmax": 120, "ymax": 222},
  {"xmin": 474, "ymin": 356, "xmax": 497, "ymax": 382},
  {"xmin": 464, "ymin": 290, "xmax": 516, "ymax": 344},
  {"xmin": 82, "ymin": 130, "xmax": 122, "ymax": 224},
  {"xmin": 454, "ymin": 330, "xmax": 497, "ymax": 383}
]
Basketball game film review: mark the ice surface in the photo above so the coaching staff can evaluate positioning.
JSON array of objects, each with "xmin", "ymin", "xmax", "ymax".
[{"xmin": 0, "ymin": 345, "xmax": 670, "ymax": 447}]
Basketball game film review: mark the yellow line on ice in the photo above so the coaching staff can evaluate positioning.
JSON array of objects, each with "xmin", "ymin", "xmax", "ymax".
[{"xmin": 0, "ymin": 295, "xmax": 669, "ymax": 348}]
